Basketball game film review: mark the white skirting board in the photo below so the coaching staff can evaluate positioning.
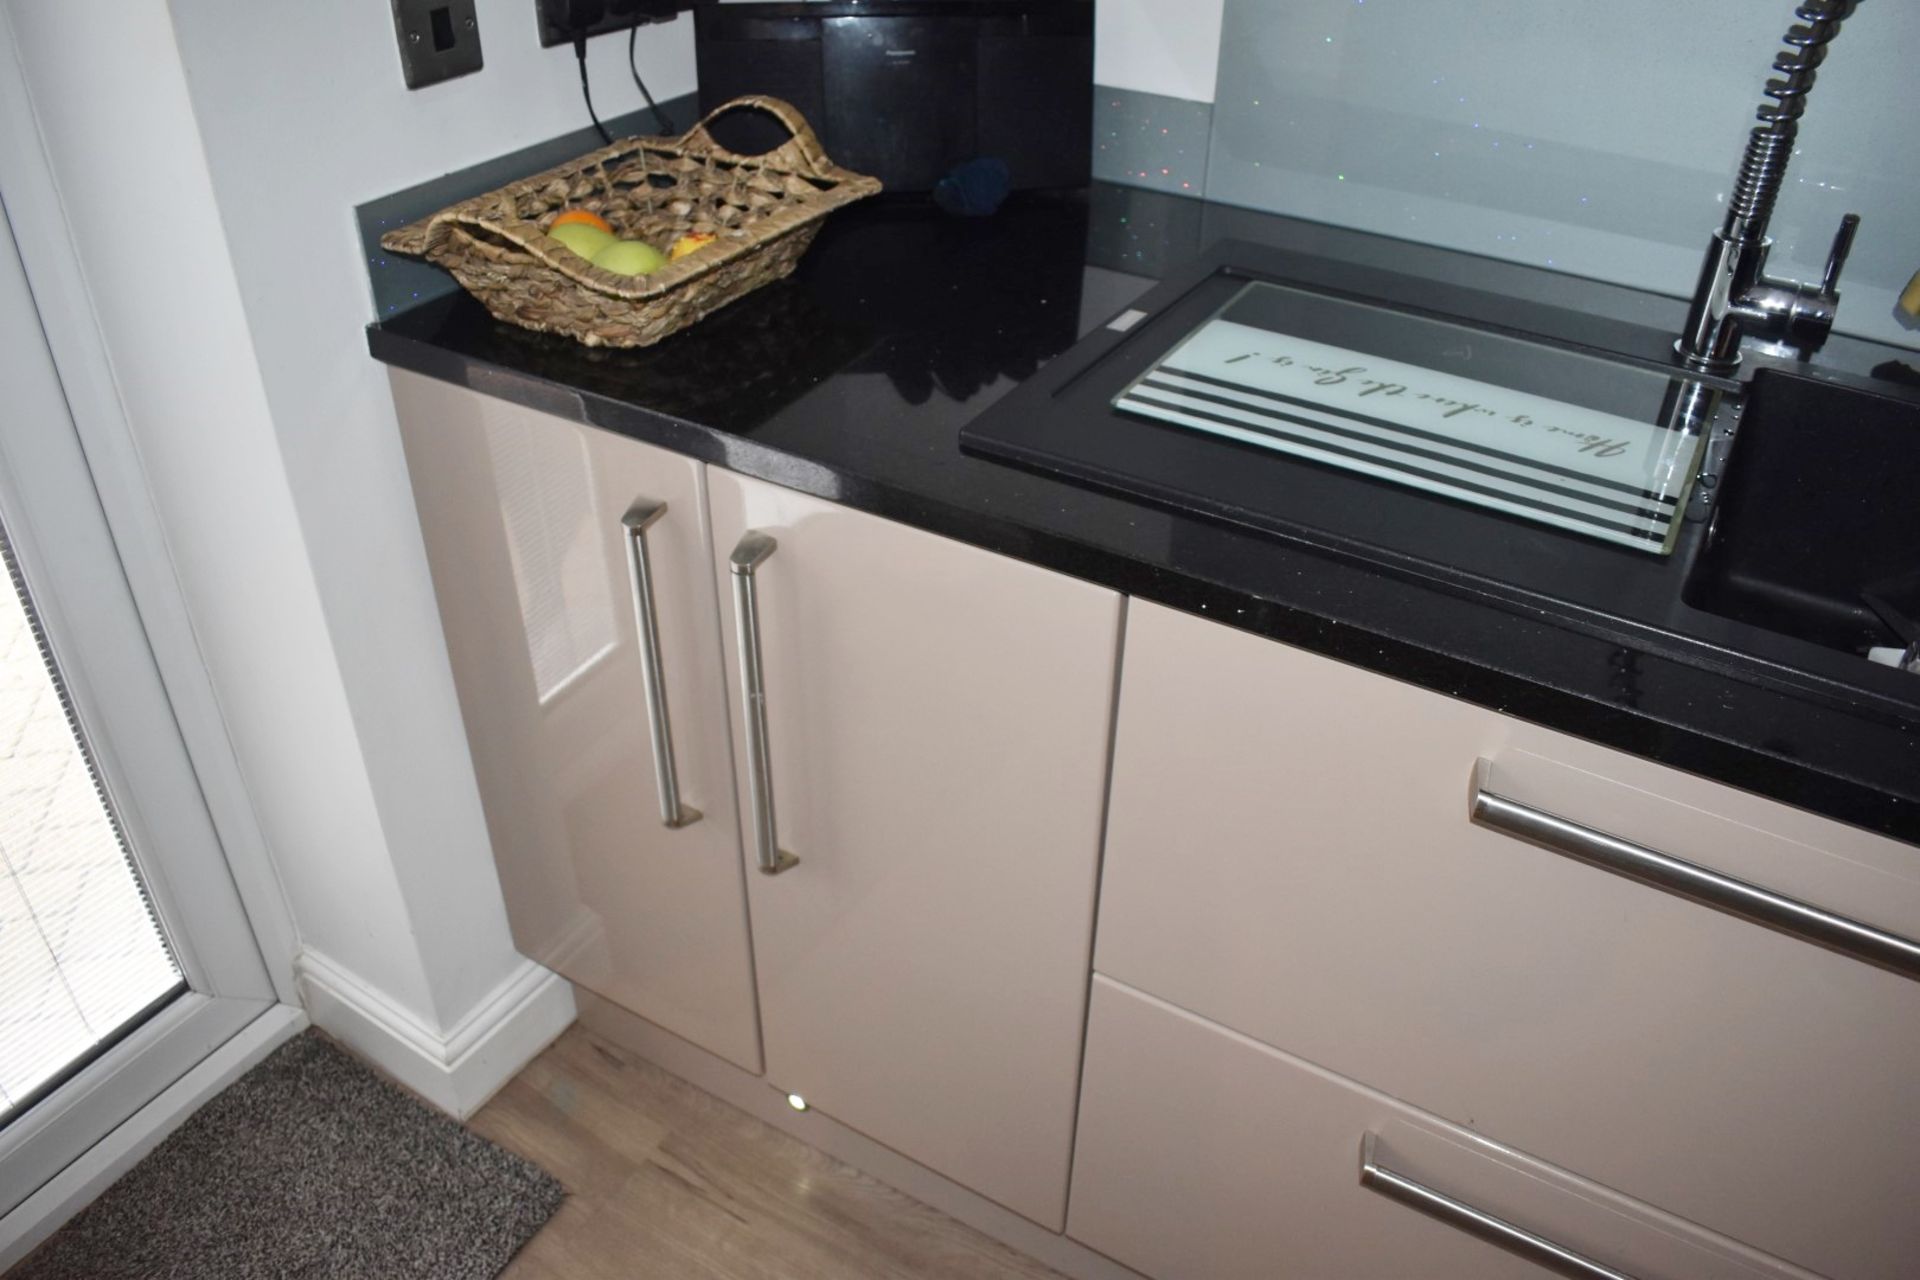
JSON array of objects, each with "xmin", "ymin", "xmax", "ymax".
[
  {"xmin": 296, "ymin": 949, "xmax": 575, "ymax": 1120},
  {"xmin": 0, "ymin": 1004, "xmax": 307, "ymax": 1272},
  {"xmin": 574, "ymin": 990, "xmax": 1150, "ymax": 1280}
]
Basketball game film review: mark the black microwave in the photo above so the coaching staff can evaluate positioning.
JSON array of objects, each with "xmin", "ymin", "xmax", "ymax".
[{"xmin": 693, "ymin": 1, "xmax": 1094, "ymax": 193}]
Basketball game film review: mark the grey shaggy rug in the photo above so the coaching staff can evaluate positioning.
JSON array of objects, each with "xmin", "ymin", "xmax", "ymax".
[{"xmin": 12, "ymin": 1031, "xmax": 563, "ymax": 1279}]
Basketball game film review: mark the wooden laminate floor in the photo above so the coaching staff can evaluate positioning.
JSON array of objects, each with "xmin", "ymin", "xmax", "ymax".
[{"xmin": 470, "ymin": 1026, "xmax": 1066, "ymax": 1280}]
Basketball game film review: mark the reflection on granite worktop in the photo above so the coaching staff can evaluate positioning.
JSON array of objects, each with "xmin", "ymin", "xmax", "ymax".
[
  {"xmin": 467, "ymin": 276, "xmax": 874, "ymax": 429},
  {"xmin": 395, "ymin": 192, "xmax": 1097, "ymax": 435},
  {"xmin": 803, "ymin": 195, "xmax": 1089, "ymax": 407}
]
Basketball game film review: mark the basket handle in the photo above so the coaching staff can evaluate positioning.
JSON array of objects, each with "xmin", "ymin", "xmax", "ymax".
[{"xmin": 674, "ymin": 95, "xmax": 839, "ymax": 178}]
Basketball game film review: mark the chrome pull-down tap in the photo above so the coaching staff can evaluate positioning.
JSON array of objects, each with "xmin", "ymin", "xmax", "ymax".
[
  {"xmin": 1728, "ymin": 211, "xmax": 1859, "ymax": 359},
  {"xmin": 1676, "ymin": 2, "xmax": 1863, "ymax": 374},
  {"xmin": 1819, "ymin": 211, "xmax": 1860, "ymax": 296}
]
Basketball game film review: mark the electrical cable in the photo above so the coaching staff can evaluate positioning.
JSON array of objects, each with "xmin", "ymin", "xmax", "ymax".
[
  {"xmin": 629, "ymin": 24, "xmax": 676, "ymax": 133},
  {"xmin": 576, "ymin": 37, "xmax": 613, "ymax": 146}
]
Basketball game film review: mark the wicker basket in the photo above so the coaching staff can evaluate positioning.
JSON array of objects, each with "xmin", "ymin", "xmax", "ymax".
[{"xmin": 380, "ymin": 96, "xmax": 881, "ymax": 348}]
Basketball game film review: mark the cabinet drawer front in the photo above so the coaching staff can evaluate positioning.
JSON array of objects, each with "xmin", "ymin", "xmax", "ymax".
[
  {"xmin": 1070, "ymin": 978, "xmax": 1806, "ymax": 1280},
  {"xmin": 394, "ymin": 373, "xmax": 762, "ymax": 1072},
  {"xmin": 707, "ymin": 469, "xmax": 1123, "ymax": 1230},
  {"xmin": 1096, "ymin": 600, "xmax": 1920, "ymax": 1279}
]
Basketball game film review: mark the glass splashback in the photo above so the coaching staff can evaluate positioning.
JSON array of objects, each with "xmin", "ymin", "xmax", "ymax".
[
  {"xmin": 1203, "ymin": 0, "xmax": 1919, "ymax": 353},
  {"xmin": 1112, "ymin": 281, "xmax": 1707, "ymax": 553}
]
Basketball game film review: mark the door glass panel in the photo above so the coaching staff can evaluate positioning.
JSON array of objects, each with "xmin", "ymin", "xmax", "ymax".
[{"xmin": 0, "ymin": 530, "xmax": 182, "ymax": 1124}]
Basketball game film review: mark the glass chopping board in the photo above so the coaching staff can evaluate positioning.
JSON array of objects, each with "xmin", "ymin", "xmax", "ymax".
[{"xmin": 1112, "ymin": 281, "xmax": 1707, "ymax": 553}]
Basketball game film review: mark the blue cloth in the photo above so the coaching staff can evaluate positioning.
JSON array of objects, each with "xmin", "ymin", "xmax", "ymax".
[{"xmin": 932, "ymin": 157, "xmax": 1012, "ymax": 217}]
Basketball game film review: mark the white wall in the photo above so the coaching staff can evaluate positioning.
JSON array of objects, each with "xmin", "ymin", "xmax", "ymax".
[
  {"xmin": 1095, "ymin": 0, "xmax": 1225, "ymax": 103},
  {"xmin": 161, "ymin": 0, "xmax": 692, "ymax": 1038},
  {"xmin": 2, "ymin": 3, "xmax": 432, "ymax": 1011},
  {"xmin": 155, "ymin": 0, "xmax": 693, "ymax": 1038}
]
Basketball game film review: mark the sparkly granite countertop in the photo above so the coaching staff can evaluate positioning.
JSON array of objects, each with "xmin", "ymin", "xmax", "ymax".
[{"xmin": 367, "ymin": 183, "xmax": 1920, "ymax": 846}]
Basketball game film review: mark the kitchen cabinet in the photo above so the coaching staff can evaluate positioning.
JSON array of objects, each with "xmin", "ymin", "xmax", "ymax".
[
  {"xmin": 392, "ymin": 362, "xmax": 1918, "ymax": 1278},
  {"xmin": 1087, "ymin": 598, "xmax": 1920, "ymax": 1280},
  {"xmin": 1070, "ymin": 976, "xmax": 1797, "ymax": 1280},
  {"xmin": 704, "ymin": 469, "xmax": 1123, "ymax": 1230},
  {"xmin": 392, "ymin": 371, "xmax": 762, "ymax": 1072}
]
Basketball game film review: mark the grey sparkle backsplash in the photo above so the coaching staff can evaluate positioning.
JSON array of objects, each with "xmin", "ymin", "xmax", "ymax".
[
  {"xmin": 1091, "ymin": 87, "xmax": 1214, "ymax": 197},
  {"xmin": 1200, "ymin": 0, "xmax": 1919, "ymax": 351}
]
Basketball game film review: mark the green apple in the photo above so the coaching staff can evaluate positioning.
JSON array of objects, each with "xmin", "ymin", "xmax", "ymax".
[
  {"xmin": 549, "ymin": 222, "xmax": 615, "ymax": 259},
  {"xmin": 592, "ymin": 238, "xmax": 668, "ymax": 276}
]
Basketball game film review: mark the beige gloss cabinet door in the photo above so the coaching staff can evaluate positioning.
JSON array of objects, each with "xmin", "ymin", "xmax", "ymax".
[
  {"xmin": 705, "ymin": 468, "xmax": 1122, "ymax": 1231},
  {"xmin": 391, "ymin": 371, "xmax": 761, "ymax": 1072},
  {"xmin": 1096, "ymin": 599, "xmax": 1920, "ymax": 1280},
  {"xmin": 1070, "ymin": 977, "xmax": 1804, "ymax": 1280}
]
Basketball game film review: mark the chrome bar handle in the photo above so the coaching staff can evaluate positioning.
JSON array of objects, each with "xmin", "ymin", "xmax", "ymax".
[
  {"xmin": 1359, "ymin": 1133, "xmax": 1635, "ymax": 1280},
  {"xmin": 1469, "ymin": 759, "xmax": 1920, "ymax": 981},
  {"xmin": 623, "ymin": 501, "xmax": 700, "ymax": 829},
  {"xmin": 729, "ymin": 531, "xmax": 798, "ymax": 875}
]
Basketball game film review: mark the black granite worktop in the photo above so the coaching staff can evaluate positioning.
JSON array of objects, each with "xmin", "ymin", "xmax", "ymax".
[{"xmin": 368, "ymin": 183, "xmax": 1919, "ymax": 846}]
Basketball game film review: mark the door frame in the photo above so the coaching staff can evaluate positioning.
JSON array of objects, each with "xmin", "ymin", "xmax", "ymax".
[
  {"xmin": 0, "ymin": 8, "xmax": 304, "ymax": 1264},
  {"xmin": 0, "ymin": 204, "xmax": 277, "ymax": 1201},
  {"xmin": 0, "ymin": 7, "xmax": 298, "ymax": 1006}
]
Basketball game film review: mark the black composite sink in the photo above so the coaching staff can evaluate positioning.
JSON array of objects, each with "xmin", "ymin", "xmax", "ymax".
[
  {"xmin": 1686, "ymin": 370, "xmax": 1920, "ymax": 656},
  {"xmin": 960, "ymin": 241, "xmax": 1920, "ymax": 702}
]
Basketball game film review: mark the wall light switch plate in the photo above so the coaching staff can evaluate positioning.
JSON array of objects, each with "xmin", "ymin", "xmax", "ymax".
[{"xmin": 392, "ymin": 0, "xmax": 483, "ymax": 89}]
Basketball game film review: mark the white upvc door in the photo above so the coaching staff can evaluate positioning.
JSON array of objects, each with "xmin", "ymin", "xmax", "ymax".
[{"xmin": 0, "ymin": 130, "xmax": 286, "ymax": 1270}]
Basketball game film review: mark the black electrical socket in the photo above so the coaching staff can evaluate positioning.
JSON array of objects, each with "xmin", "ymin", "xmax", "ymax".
[{"xmin": 535, "ymin": 0, "xmax": 687, "ymax": 48}]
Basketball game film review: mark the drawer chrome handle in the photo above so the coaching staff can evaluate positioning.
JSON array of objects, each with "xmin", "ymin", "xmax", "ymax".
[
  {"xmin": 729, "ymin": 531, "xmax": 798, "ymax": 875},
  {"xmin": 1470, "ymin": 759, "xmax": 1920, "ymax": 981},
  {"xmin": 1359, "ymin": 1133, "xmax": 1635, "ymax": 1280},
  {"xmin": 623, "ymin": 501, "xmax": 700, "ymax": 830}
]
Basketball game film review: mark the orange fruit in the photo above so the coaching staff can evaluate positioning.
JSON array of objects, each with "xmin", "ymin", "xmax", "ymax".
[
  {"xmin": 670, "ymin": 232, "xmax": 718, "ymax": 261},
  {"xmin": 552, "ymin": 209, "xmax": 614, "ymax": 235}
]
